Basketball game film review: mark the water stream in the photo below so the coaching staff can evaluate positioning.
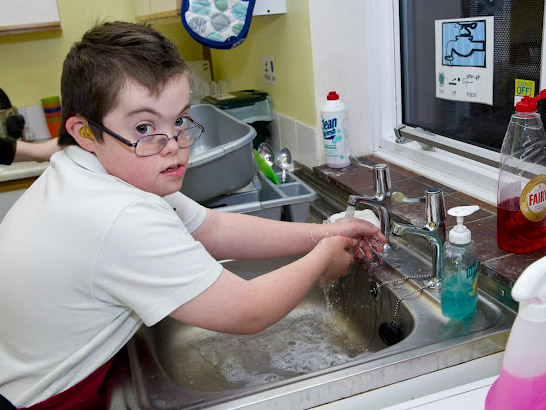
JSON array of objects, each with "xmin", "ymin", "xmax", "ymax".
[{"xmin": 344, "ymin": 204, "xmax": 356, "ymax": 220}]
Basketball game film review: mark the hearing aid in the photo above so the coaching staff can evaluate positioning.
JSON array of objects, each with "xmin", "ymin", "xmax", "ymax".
[{"xmin": 80, "ymin": 126, "xmax": 93, "ymax": 140}]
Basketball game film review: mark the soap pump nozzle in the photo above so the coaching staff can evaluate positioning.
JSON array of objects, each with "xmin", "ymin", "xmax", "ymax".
[{"xmin": 447, "ymin": 205, "xmax": 479, "ymax": 245}]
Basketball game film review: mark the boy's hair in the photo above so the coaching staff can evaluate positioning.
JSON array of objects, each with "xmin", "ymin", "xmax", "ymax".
[{"xmin": 58, "ymin": 21, "xmax": 192, "ymax": 146}]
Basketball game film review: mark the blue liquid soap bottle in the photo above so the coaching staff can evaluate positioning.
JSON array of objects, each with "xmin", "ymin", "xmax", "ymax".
[{"xmin": 441, "ymin": 205, "xmax": 479, "ymax": 319}]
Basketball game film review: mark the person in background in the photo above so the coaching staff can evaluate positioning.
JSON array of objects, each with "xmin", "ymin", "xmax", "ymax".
[
  {"xmin": 0, "ymin": 21, "xmax": 386, "ymax": 410},
  {"xmin": 0, "ymin": 136, "xmax": 60, "ymax": 165}
]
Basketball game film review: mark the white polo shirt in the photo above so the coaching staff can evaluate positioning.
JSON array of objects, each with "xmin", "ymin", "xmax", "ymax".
[{"xmin": 0, "ymin": 146, "xmax": 223, "ymax": 407}]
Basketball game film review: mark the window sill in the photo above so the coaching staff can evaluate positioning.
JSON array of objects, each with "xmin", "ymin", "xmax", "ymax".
[{"xmin": 376, "ymin": 136, "xmax": 499, "ymax": 206}]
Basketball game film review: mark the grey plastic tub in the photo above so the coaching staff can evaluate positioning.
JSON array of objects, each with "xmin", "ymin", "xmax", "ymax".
[
  {"xmin": 181, "ymin": 104, "xmax": 256, "ymax": 202},
  {"xmin": 204, "ymin": 170, "xmax": 317, "ymax": 222}
]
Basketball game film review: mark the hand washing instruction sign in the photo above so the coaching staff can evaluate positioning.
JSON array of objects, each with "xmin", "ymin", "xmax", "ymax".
[{"xmin": 435, "ymin": 16, "xmax": 494, "ymax": 105}]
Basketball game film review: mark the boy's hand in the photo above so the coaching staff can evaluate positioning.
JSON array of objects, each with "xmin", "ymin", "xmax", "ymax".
[
  {"xmin": 313, "ymin": 219, "xmax": 387, "ymax": 261},
  {"xmin": 315, "ymin": 236, "xmax": 358, "ymax": 287}
]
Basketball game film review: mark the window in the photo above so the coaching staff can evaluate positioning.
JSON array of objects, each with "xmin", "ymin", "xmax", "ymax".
[{"xmin": 367, "ymin": 1, "xmax": 546, "ymax": 204}]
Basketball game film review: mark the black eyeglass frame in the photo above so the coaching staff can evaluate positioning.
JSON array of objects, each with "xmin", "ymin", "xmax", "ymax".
[{"xmin": 86, "ymin": 116, "xmax": 205, "ymax": 157}]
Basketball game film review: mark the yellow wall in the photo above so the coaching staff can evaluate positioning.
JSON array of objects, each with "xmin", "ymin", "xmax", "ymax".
[
  {"xmin": 210, "ymin": 0, "xmax": 316, "ymax": 127},
  {"xmin": 0, "ymin": 0, "xmax": 202, "ymax": 108},
  {"xmin": 152, "ymin": 23, "xmax": 204, "ymax": 61},
  {"xmin": 0, "ymin": 0, "xmax": 315, "ymax": 126},
  {"xmin": 0, "ymin": 0, "xmax": 135, "ymax": 107}
]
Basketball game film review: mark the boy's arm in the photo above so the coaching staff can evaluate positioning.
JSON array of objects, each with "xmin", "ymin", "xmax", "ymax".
[
  {"xmin": 192, "ymin": 208, "xmax": 385, "ymax": 261},
  {"xmin": 170, "ymin": 234, "xmax": 357, "ymax": 334}
]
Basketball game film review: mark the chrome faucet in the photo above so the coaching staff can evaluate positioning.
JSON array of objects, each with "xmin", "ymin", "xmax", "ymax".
[
  {"xmin": 391, "ymin": 188, "xmax": 446, "ymax": 289},
  {"xmin": 347, "ymin": 156, "xmax": 392, "ymax": 243}
]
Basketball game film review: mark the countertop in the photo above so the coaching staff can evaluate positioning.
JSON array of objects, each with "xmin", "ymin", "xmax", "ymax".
[
  {"xmin": 313, "ymin": 155, "xmax": 545, "ymax": 292},
  {"xmin": 0, "ymin": 161, "xmax": 48, "ymax": 183}
]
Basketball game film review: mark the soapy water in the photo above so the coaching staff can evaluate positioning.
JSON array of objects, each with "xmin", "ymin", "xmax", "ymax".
[{"xmin": 170, "ymin": 306, "xmax": 369, "ymax": 391}]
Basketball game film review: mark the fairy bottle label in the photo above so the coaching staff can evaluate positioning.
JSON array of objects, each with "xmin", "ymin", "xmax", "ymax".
[{"xmin": 520, "ymin": 174, "xmax": 546, "ymax": 222}]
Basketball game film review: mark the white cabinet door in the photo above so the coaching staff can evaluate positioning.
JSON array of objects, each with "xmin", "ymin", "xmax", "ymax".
[{"xmin": 0, "ymin": 0, "xmax": 60, "ymax": 35}]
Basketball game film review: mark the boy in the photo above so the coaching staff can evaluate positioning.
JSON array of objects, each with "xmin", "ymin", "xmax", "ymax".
[{"xmin": 0, "ymin": 22, "xmax": 385, "ymax": 409}]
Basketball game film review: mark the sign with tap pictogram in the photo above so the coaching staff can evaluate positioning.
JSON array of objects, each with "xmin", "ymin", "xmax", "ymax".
[{"xmin": 435, "ymin": 16, "xmax": 494, "ymax": 105}]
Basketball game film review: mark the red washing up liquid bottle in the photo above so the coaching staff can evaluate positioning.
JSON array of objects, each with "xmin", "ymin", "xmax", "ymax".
[{"xmin": 497, "ymin": 89, "xmax": 546, "ymax": 253}]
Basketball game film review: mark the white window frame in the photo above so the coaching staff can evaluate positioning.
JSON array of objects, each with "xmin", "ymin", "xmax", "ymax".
[{"xmin": 365, "ymin": 1, "xmax": 546, "ymax": 205}]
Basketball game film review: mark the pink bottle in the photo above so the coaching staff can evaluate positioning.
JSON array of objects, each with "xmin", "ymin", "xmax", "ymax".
[{"xmin": 485, "ymin": 256, "xmax": 546, "ymax": 409}]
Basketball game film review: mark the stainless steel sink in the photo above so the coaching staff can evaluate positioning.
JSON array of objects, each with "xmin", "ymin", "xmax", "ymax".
[
  {"xmin": 106, "ymin": 169, "xmax": 516, "ymax": 410},
  {"xmin": 137, "ymin": 254, "xmax": 412, "ymax": 390}
]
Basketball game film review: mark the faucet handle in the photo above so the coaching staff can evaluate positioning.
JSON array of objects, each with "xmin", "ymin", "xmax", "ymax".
[
  {"xmin": 350, "ymin": 156, "xmax": 391, "ymax": 196},
  {"xmin": 424, "ymin": 187, "xmax": 446, "ymax": 227},
  {"xmin": 350, "ymin": 156, "xmax": 374, "ymax": 171},
  {"xmin": 392, "ymin": 188, "xmax": 446, "ymax": 241},
  {"xmin": 392, "ymin": 191, "xmax": 426, "ymax": 204}
]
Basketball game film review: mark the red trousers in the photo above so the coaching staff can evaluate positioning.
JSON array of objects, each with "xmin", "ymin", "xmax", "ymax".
[{"xmin": 16, "ymin": 357, "xmax": 115, "ymax": 410}]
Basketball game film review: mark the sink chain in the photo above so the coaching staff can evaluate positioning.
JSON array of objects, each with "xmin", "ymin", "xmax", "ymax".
[
  {"xmin": 376, "ymin": 274, "xmax": 432, "ymax": 291},
  {"xmin": 391, "ymin": 281, "xmax": 437, "ymax": 325}
]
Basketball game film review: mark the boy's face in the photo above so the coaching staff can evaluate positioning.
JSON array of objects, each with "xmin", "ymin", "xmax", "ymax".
[{"xmin": 92, "ymin": 74, "xmax": 192, "ymax": 197}]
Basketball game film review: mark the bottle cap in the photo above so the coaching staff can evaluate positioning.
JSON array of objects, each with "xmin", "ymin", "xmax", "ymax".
[
  {"xmin": 327, "ymin": 91, "xmax": 339, "ymax": 101},
  {"xmin": 515, "ymin": 89, "xmax": 546, "ymax": 113},
  {"xmin": 512, "ymin": 256, "xmax": 546, "ymax": 322},
  {"xmin": 447, "ymin": 205, "xmax": 479, "ymax": 245}
]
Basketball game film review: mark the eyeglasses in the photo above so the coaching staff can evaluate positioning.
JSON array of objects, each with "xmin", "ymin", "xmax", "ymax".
[{"xmin": 86, "ymin": 116, "xmax": 204, "ymax": 157}]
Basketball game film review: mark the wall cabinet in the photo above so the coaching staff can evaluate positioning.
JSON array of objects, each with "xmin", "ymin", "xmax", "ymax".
[
  {"xmin": 253, "ymin": 0, "xmax": 286, "ymax": 16},
  {"xmin": 135, "ymin": 0, "xmax": 286, "ymax": 24},
  {"xmin": 0, "ymin": 0, "xmax": 61, "ymax": 35}
]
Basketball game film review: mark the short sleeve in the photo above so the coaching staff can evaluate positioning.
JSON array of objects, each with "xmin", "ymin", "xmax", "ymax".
[
  {"xmin": 162, "ymin": 191, "xmax": 206, "ymax": 233},
  {"xmin": 0, "ymin": 137, "xmax": 16, "ymax": 165},
  {"xmin": 93, "ymin": 197, "xmax": 222, "ymax": 326}
]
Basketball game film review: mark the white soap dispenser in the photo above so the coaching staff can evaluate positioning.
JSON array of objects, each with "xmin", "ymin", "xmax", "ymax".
[
  {"xmin": 485, "ymin": 255, "xmax": 546, "ymax": 409},
  {"xmin": 441, "ymin": 205, "xmax": 480, "ymax": 319}
]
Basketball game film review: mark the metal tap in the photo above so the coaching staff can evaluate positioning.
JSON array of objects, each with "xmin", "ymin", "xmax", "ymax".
[
  {"xmin": 391, "ymin": 188, "xmax": 446, "ymax": 289},
  {"xmin": 347, "ymin": 156, "xmax": 392, "ymax": 243}
]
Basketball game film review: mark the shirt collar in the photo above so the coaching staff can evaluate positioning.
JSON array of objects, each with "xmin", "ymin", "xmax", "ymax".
[{"xmin": 64, "ymin": 145, "xmax": 108, "ymax": 175}]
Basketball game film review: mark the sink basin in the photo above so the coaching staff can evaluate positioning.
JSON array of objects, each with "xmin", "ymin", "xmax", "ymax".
[
  {"xmin": 138, "ymin": 255, "xmax": 413, "ymax": 394},
  {"xmin": 106, "ymin": 169, "xmax": 516, "ymax": 409}
]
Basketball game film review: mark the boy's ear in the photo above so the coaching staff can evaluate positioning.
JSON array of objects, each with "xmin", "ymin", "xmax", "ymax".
[{"xmin": 65, "ymin": 115, "xmax": 96, "ymax": 152}]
